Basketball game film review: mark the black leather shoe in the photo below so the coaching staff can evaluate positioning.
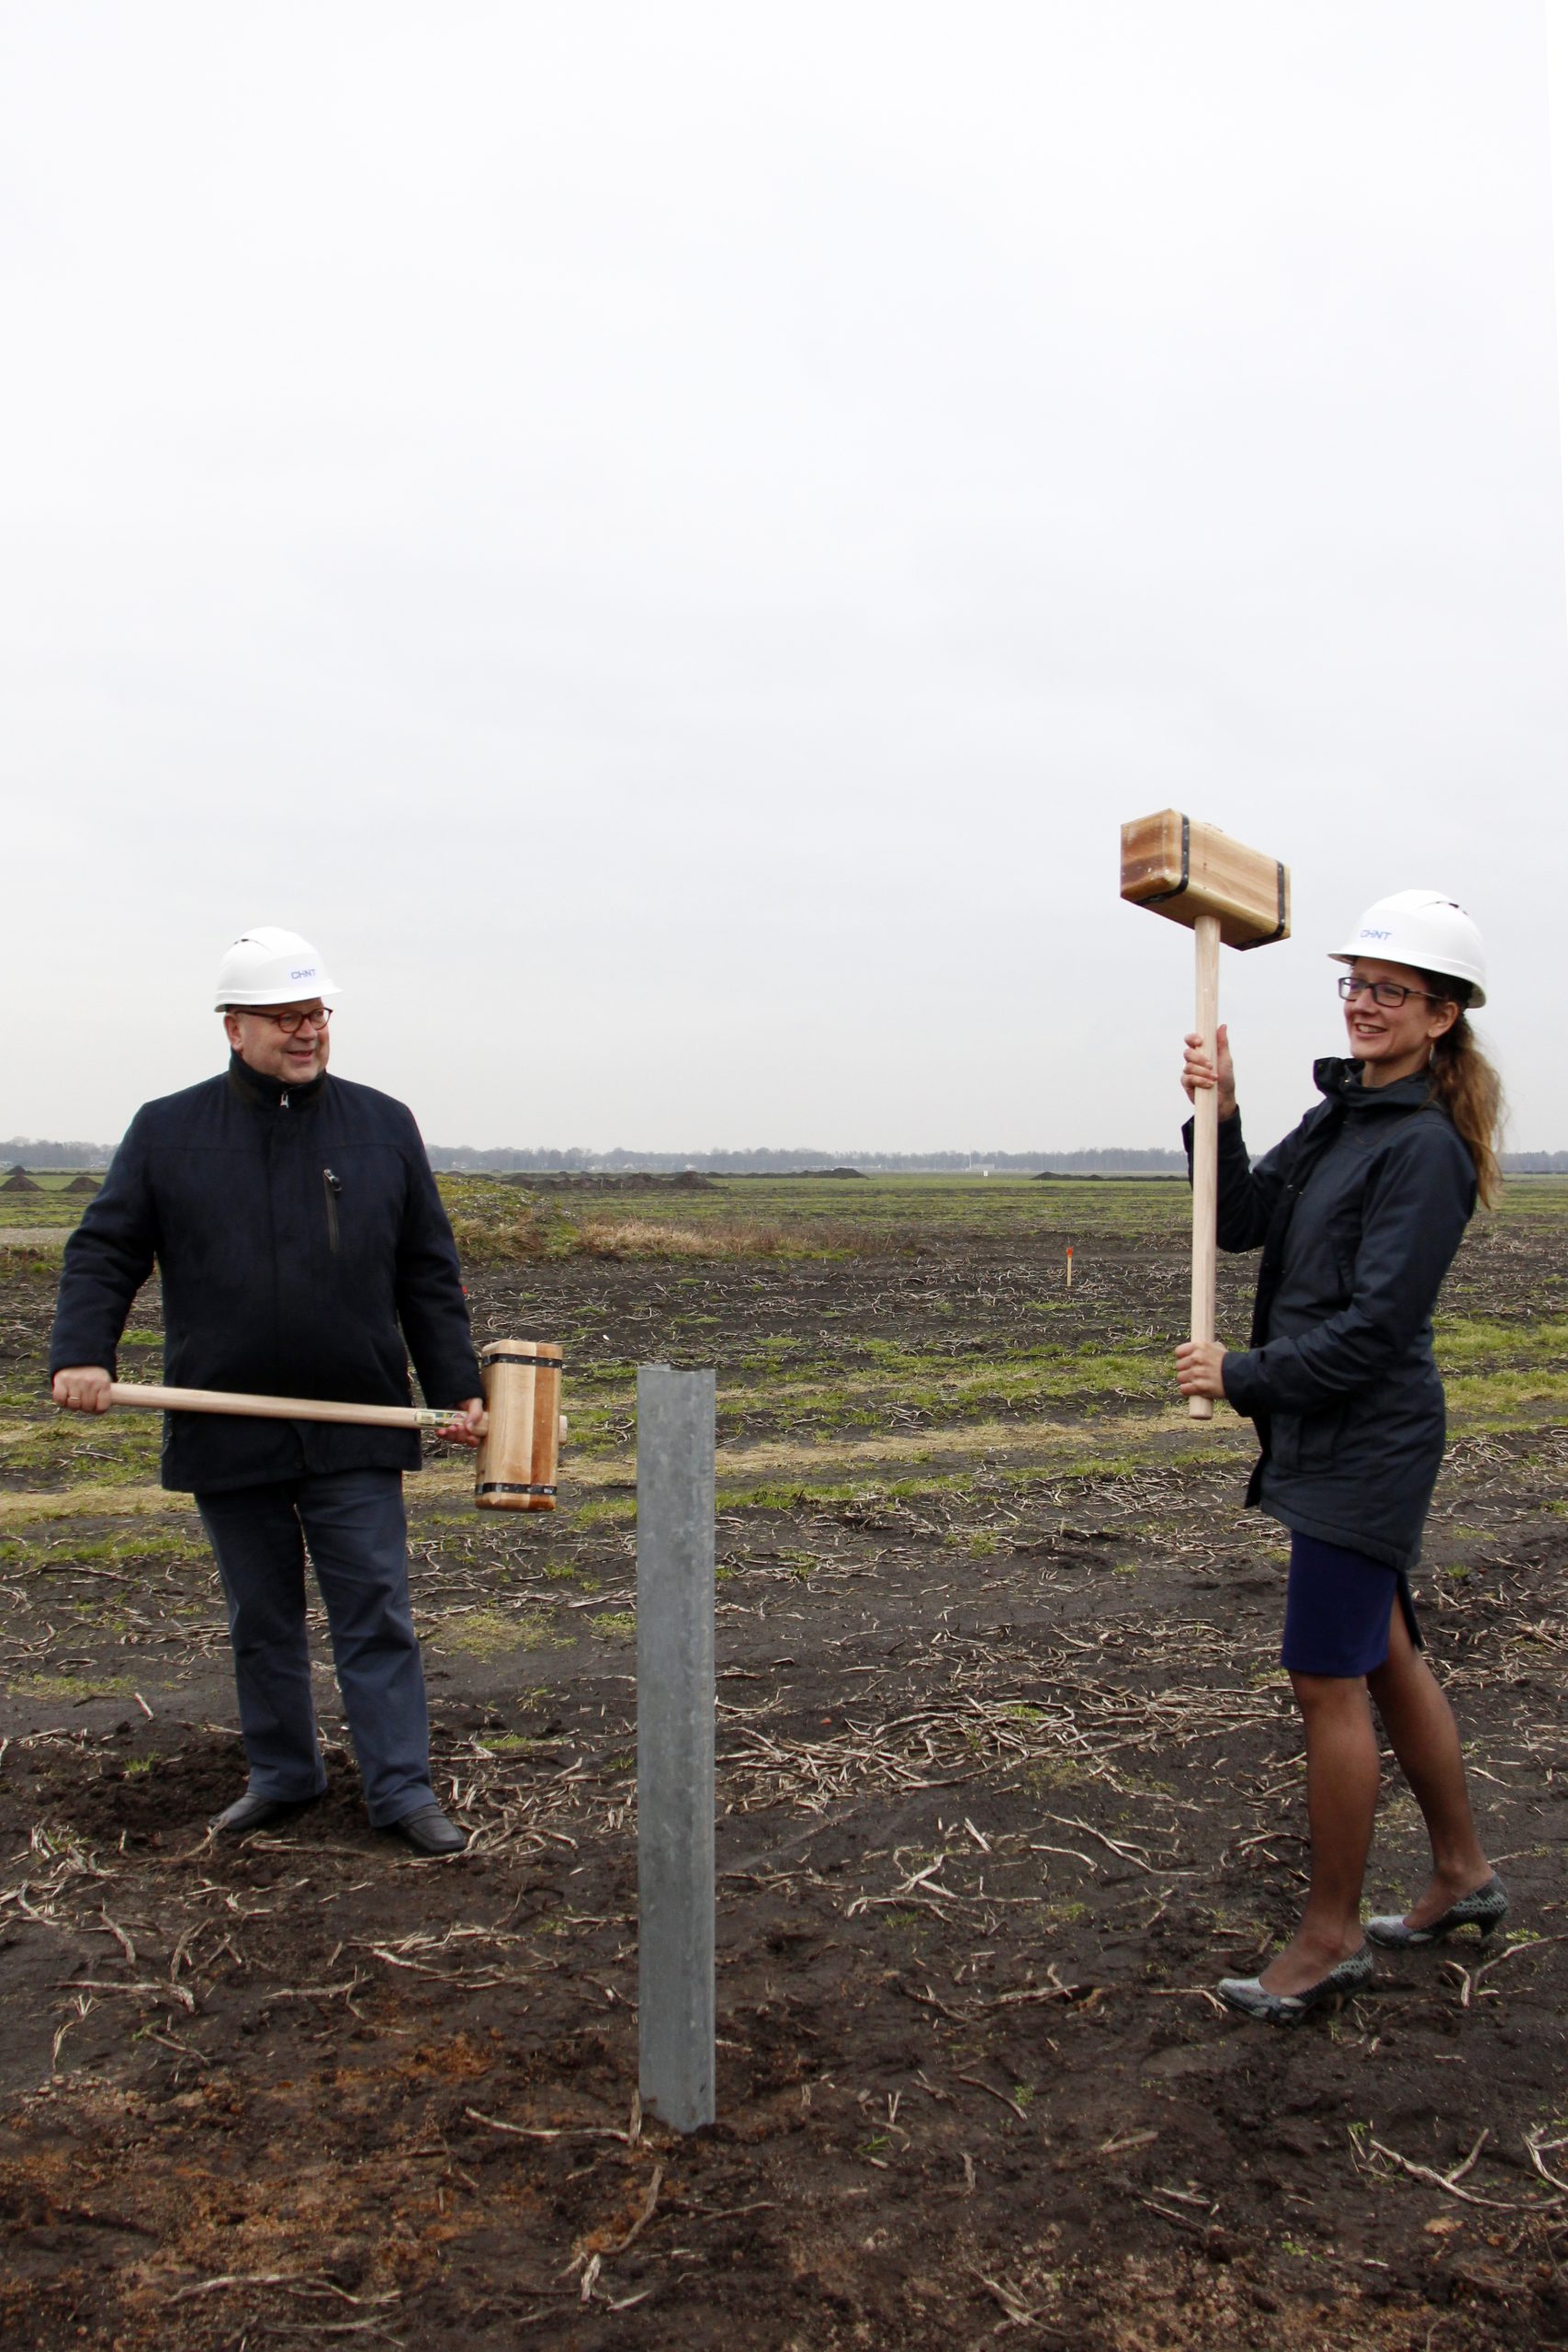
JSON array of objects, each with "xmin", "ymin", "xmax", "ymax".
[
  {"xmin": 211, "ymin": 1789, "xmax": 319, "ymax": 1836},
  {"xmin": 389, "ymin": 1804, "xmax": 468, "ymax": 1857}
]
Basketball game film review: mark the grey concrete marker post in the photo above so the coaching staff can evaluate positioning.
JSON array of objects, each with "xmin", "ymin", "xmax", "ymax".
[{"xmin": 636, "ymin": 1365, "xmax": 716, "ymax": 2132}]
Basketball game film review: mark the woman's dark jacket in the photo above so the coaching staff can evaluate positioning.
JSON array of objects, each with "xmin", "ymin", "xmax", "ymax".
[
  {"xmin": 1186, "ymin": 1057, "xmax": 1476, "ymax": 1570},
  {"xmin": 49, "ymin": 1055, "xmax": 484, "ymax": 1495}
]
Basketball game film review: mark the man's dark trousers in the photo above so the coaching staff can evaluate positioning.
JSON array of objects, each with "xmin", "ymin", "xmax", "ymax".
[{"xmin": 196, "ymin": 1470, "xmax": 437, "ymax": 1827}]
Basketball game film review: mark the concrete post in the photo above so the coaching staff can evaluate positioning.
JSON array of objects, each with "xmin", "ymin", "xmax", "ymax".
[{"xmin": 636, "ymin": 1365, "xmax": 716, "ymax": 2132}]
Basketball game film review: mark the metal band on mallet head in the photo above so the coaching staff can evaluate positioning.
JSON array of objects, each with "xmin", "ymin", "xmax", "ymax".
[
  {"xmin": 1121, "ymin": 810, "xmax": 1292, "ymax": 1424},
  {"xmin": 475, "ymin": 1339, "xmax": 563, "ymax": 1510}
]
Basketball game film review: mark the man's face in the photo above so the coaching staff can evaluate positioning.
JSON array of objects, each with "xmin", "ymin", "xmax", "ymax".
[{"xmin": 223, "ymin": 1001, "xmax": 333, "ymax": 1086}]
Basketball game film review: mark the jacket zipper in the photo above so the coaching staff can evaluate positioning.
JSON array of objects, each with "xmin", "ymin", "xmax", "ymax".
[{"xmin": 323, "ymin": 1167, "xmax": 342, "ymax": 1254}]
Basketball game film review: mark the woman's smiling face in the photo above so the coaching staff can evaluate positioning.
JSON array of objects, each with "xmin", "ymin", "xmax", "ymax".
[{"xmin": 1341, "ymin": 958, "xmax": 1460, "ymax": 1088}]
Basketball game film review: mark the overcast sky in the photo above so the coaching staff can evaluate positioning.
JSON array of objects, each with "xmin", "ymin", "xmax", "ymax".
[{"xmin": 4, "ymin": 2, "xmax": 1565, "ymax": 1155}]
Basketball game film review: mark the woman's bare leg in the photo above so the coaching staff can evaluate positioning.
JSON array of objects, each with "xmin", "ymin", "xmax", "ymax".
[
  {"xmin": 1258, "ymin": 1672, "xmax": 1379, "ymax": 1996},
  {"xmin": 1366, "ymin": 1601, "xmax": 1491, "ymax": 1928}
]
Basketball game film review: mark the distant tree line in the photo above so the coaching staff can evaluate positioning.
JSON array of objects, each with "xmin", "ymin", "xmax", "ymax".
[
  {"xmin": 425, "ymin": 1144, "xmax": 1191, "ymax": 1173},
  {"xmin": 9, "ymin": 1135, "xmax": 1568, "ymax": 1176},
  {"xmin": 0, "ymin": 1136, "xmax": 108, "ymax": 1169}
]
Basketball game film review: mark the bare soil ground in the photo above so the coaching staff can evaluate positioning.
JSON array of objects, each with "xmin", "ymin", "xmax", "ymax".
[{"xmin": 3, "ymin": 1180, "xmax": 1568, "ymax": 2350}]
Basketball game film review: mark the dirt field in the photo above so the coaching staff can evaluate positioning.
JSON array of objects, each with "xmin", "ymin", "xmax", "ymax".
[{"xmin": 4, "ymin": 1175, "xmax": 1568, "ymax": 2350}]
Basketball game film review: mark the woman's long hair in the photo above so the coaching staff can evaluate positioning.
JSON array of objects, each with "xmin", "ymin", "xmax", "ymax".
[{"xmin": 1419, "ymin": 970, "xmax": 1503, "ymax": 1208}]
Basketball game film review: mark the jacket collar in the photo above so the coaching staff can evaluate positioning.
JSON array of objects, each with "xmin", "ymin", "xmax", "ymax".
[
  {"xmin": 226, "ymin": 1049, "xmax": 328, "ymax": 1110},
  {"xmin": 1313, "ymin": 1055, "xmax": 1438, "ymax": 1115}
]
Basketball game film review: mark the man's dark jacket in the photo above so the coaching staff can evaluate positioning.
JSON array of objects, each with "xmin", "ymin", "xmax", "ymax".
[
  {"xmin": 50, "ymin": 1055, "xmax": 483, "ymax": 1494},
  {"xmin": 1185, "ymin": 1058, "xmax": 1476, "ymax": 1570}
]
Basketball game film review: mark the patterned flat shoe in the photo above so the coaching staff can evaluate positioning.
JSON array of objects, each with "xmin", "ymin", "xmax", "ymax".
[
  {"xmin": 1217, "ymin": 1947, "xmax": 1374, "ymax": 2027},
  {"xmin": 1365, "ymin": 1874, "xmax": 1508, "ymax": 1950}
]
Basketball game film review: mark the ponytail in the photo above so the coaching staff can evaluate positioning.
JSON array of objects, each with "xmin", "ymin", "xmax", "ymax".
[{"xmin": 1419, "ymin": 972, "xmax": 1503, "ymax": 1209}]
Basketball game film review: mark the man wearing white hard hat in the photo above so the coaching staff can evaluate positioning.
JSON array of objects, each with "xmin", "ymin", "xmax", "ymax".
[{"xmin": 49, "ymin": 928, "xmax": 485, "ymax": 1857}]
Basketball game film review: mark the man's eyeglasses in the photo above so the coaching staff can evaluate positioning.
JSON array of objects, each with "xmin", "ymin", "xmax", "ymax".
[
  {"xmin": 1337, "ymin": 977, "xmax": 1442, "ymax": 1011},
  {"xmin": 237, "ymin": 1007, "xmax": 333, "ymax": 1035}
]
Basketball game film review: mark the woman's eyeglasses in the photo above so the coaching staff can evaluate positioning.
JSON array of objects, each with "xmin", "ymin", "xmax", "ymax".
[{"xmin": 1337, "ymin": 977, "xmax": 1442, "ymax": 1010}]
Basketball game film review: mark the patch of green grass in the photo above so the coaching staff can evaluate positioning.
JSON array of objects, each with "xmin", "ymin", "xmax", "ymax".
[
  {"xmin": 1434, "ymin": 1313, "xmax": 1568, "ymax": 1424},
  {"xmin": 430, "ymin": 1610, "xmax": 567, "ymax": 1657},
  {"xmin": 876, "ymin": 1908, "xmax": 932, "ymax": 1942},
  {"xmin": 437, "ymin": 1175, "xmax": 562, "ymax": 1265},
  {"xmin": 1447, "ymin": 1367, "xmax": 1568, "ymax": 1419},
  {"xmin": 0, "ymin": 1253, "xmax": 70, "ymax": 1302},
  {"xmin": 7, "ymin": 1671, "xmax": 137, "ymax": 1702},
  {"xmin": 1021, "ymin": 1759, "xmax": 1092, "ymax": 1792},
  {"xmin": 715, "ymin": 1453, "xmax": 1168, "ymax": 1518},
  {"xmin": 714, "ymin": 1341, "xmax": 1173, "ymax": 1441},
  {"xmin": 1, "ymin": 1413, "xmax": 164, "ymax": 1485},
  {"xmin": 588, "ymin": 1611, "xmax": 637, "ymax": 1638},
  {"xmin": 1435, "ymin": 1314, "xmax": 1568, "ymax": 1364},
  {"xmin": 427, "ymin": 1171, "xmax": 1209, "ymax": 1275},
  {"xmin": 64, "ymin": 1532, "xmax": 209, "ymax": 1566},
  {"xmin": 68, "ymin": 1606, "xmax": 133, "ymax": 1634},
  {"xmin": 569, "ymin": 1496, "xmax": 637, "ymax": 1528},
  {"xmin": 0, "ymin": 1193, "xmax": 82, "ymax": 1228}
]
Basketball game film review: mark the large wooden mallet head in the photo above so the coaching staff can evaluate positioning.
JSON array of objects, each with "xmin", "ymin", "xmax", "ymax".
[
  {"xmin": 1121, "ymin": 811, "xmax": 1291, "ymax": 1422},
  {"xmin": 475, "ymin": 1339, "xmax": 564, "ymax": 1510}
]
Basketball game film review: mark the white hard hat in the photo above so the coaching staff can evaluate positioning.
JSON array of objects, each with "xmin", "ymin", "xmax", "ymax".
[
  {"xmin": 1329, "ymin": 890, "xmax": 1486, "ymax": 1008},
  {"xmin": 215, "ymin": 927, "xmax": 339, "ymax": 1010}
]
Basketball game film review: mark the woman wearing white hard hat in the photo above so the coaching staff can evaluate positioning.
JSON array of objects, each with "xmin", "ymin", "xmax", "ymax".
[{"xmin": 1177, "ymin": 891, "xmax": 1505, "ymax": 2025}]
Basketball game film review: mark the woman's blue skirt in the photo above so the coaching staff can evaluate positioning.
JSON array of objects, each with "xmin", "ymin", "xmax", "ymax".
[{"xmin": 1280, "ymin": 1531, "xmax": 1422, "ymax": 1678}]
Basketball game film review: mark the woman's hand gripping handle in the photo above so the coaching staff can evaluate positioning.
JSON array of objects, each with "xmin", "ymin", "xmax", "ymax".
[{"xmin": 1181, "ymin": 1023, "xmax": 1235, "ymax": 1121}]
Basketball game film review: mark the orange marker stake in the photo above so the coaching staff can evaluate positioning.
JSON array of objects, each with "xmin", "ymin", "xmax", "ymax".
[{"xmin": 1066, "ymin": 1246, "xmax": 1074, "ymax": 1292}]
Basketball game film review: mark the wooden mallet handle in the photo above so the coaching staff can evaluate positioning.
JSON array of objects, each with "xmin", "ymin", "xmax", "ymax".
[
  {"xmin": 105, "ymin": 1376, "xmax": 565, "ymax": 1454},
  {"xmin": 1188, "ymin": 915, "xmax": 1221, "ymax": 1422},
  {"xmin": 106, "ymin": 1383, "xmax": 448, "ymax": 1429}
]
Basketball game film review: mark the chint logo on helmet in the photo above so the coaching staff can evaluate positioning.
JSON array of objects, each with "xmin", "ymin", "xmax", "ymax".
[{"xmin": 290, "ymin": 967, "xmax": 316, "ymax": 980}]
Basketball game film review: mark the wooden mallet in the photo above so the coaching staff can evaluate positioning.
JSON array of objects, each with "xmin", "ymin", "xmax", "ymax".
[
  {"xmin": 98, "ymin": 1338, "xmax": 564, "ymax": 1509},
  {"xmin": 1120, "ymin": 811, "xmax": 1291, "ymax": 1421}
]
